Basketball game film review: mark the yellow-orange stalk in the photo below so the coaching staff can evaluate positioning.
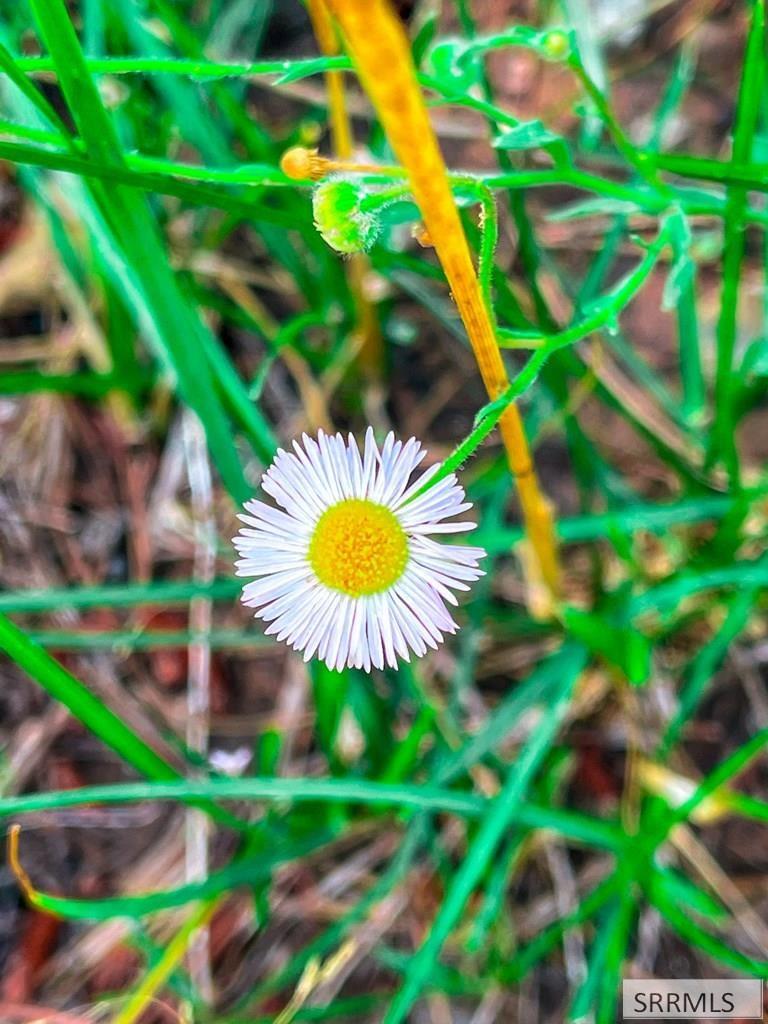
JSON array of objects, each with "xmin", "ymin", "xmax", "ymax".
[
  {"xmin": 306, "ymin": 0, "xmax": 353, "ymax": 159},
  {"xmin": 324, "ymin": 0, "xmax": 560, "ymax": 602},
  {"xmin": 306, "ymin": 0, "xmax": 383, "ymax": 379}
]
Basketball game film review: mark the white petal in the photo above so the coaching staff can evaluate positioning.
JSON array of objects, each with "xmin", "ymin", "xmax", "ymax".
[
  {"xmin": 380, "ymin": 591, "xmax": 410, "ymax": 664},
  {"xmin": 241, "ymin": 568, "xmax": 313, "ymax": 608},
  {"xmin": 379, "ymin": 437, "xmax": 425, "ymax": 507},
  {"xmin": 412, "ymin": 535, "xmax": 487, "ymax": 565},
  {"xmin": 395, "ymin": 575, "xmax": 449, "ymax": 643},
  {"xmin": 408, "ymin": 521, "xmax": 478, "ymax": 534},
  {"xmin": 410, "ymin": 549, "xmax": 485, "ymax": 582},
  {"xmin": 395, "ymin": 461, "xmax": 440, "ymax": 506},
  {"xmin": 365, "ymin": 597, "xmax": 384, "ymax": 670},
  {"xmin": 346, "ymin": 432, "xmax": 363, "ymax": 494},
  {"xmin": 347, "ymin": 598, "xmax": 366, "ymax": 670},
  {"xmin": 234, "ymin": 553, "xmax": 307, "ymax": 577},
  {"xmin": 282, "ymin": 588, "xmax": 337, "ymax": 648},
  {"xmin": 291, "ymin": 438, "xmax": 335, "ymax": 507},
  {"xmin": 302, "ymin": 591, "xmax": 343, "ymax": 663},
  {"xmin": 239, "ymin": 500, "xmax": 308, "ymax": 537},
  {"xmin": 373, "ymin": 591, "xmax": 399, "ymax": 668},
  {"xmin": 361, "ymin": 427, "xmax": 378, "ymax": 498},
  {"xmin": 388, "ymin": 591, "xmax": 431, "ymax": 655}
]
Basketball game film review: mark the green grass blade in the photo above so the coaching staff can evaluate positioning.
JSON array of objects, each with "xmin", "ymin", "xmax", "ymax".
[
  {"xmin": 382, "ymin": 652, "xmax": 584, "ymax": 1023},
  {"xmin": 710, "ymin": 0, "xmax": 766, "ymax": 482},
  {"xmin": 660, "ymin": 588, "xmax": 757, "ymax": 754},
  {"xmin": 647, "ymin": 880, "xmax": 768, "ymax": 977},
  {"xmin": 1, "ymin": 776, "xmax": 487, "ymax": 820},
  {"xmin": 0, "ymin": 578, "xmax": 241, "ymax": 612},
  {"xmin": 0, "ymin": 613, "xmax": 178, "ymax": 783},
  {"xmin": 26, "ymin": 0, "xmax": 260, "ymax": 502},
  {"xmin": 16, "ymin": 831, "xmax": 332, "ymax": 920}
]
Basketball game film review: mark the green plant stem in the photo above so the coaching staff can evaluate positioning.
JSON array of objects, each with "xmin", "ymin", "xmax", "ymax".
[
  {"xmin": 0, "ymin": 614, "xmax": 254, "ymax": 835},
  {"xmin": 0, "ymin": 578, "xmax": 241, "ymax": 612},
  {"xmin": 660, "ymin": 588, "xmax": 757, "ymax": 755},
  {"xmin": 710, "ymin": 0, "xmax": 766, "ymax": 484},
  {"xmin": 0, "ymin": 779, "xmax": 621, "ymax": 853},
  {"xmin": 664, "ymin": 726, "xmax": 768, "ymax": 833},
  {"xmin": 498, "ymin": 224, "xmax": 671, "ymax": 349},
  {"xmin": 567, "ymin": 54, "xmax": 670, "ymax": 196},
  {"xmin": 405, "ymin": 221, "xmax": 674, "ymax": 503},
  {"xmin": 675, "ymin": 259, "xmax": 705, "ymax": 421},
  {"xmin": 12, "ymin": 52, "xmax": 349, "ymax": 79},
  {"xmin": 113, "ymin": 901, "xmax": 216, "ymax": 1024},
  {"xmin": 5, "ymin": 129, "xmax": 768, "ymax": 229},
  {"xmin": 650, "ymin": 151, "xmax": 768, "ymax": 190},
  {"xmin": 500, "ymin": 873, "xmax": 621, "ymax": 983},
  {"xmin": 0, "ymin": 370, "xmax": 117, "ymax": 397},
  {"xmin": 630, "ymin": 556, "xmax": 768, "ymax": 616},
  {"xmin": 0, "ymin": 613, "xmax": 178, "ymax": 782},
  {"xmin": 12, "ymin": 831, "xmax": 330, "ymax": 920},
  {"xmin": 22, "ymin": 629, "xmax": 269, "ymax": 651},
  {"xmin": 0, "ymin": 138, "xmax": 294, "ymax": 224},
  {"xmin": 4, "ymin": 776, "xmax": 521, "ymax": 826},
  {"xmin": 474, "ymin": 184, "xmax": 499, "ymax": 322}
]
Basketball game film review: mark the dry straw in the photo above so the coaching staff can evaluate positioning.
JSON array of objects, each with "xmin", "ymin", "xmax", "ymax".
[{"xmin": 324, "ymin": 0, "xmax": 561, "ymax": 604}]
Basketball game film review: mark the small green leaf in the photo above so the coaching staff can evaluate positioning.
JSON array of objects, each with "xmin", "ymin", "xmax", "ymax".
[
  {"xmin": 412, "ymin": 10, "xmax": 439, "ymax": 67},
  {"xmin": 547, "ymin": 197, "xmax": 640, "ymax": 221},
  {"xmin": 426, "ymin": 38, "xmax": 481, "ymax": 92},
  {"xmin": 493, "ymin": 119, "xmax": 563, "ymax": 152},
  {"xmin": 650, "ymin": 868, "xmax": 728, "ymax": 923},
  {"xmin": 741, "ymin": 336, "xmax": 768, "ymax": 378},
  {"xmin": 274, "ymin": 55, "xmax": 346, "ymax": 85},
  {"xmin": 663, "ymin": 209, "xmax": 695, "ymax": 311},
  {"xmin": 563, "ymin": 606, "xmax": 651, "ymax": 685}
]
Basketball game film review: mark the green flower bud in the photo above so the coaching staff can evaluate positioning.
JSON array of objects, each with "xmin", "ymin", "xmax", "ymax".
[
  {"xmin": 542, "ymin": 29, "xmax": 571, "ymax": 61},
  {"xmin": 312, "ymin": 179, "xmax": 381, "ymax": 254}
]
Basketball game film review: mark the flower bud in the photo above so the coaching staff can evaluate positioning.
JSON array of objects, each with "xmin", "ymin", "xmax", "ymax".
[
  {"xmin": 542, "ymin": 30, "xmax": 571, "ymax": 61},
  {"xmin": 312, "ymin": 179, "xmax": 381, "ymax": 254},
  {"xmin": 280, "ymin": 146, "xmax": 330, "ymax": 181}
]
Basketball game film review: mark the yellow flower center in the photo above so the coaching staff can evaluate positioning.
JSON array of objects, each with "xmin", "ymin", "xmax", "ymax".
[{"xmin": 308, "ymin": 498, "xmax": 408, "ymax": 597}]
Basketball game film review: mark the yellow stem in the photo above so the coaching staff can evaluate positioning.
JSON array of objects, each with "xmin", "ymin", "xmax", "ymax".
[
  {"xmin": 280, "ymin": 147, "xmax": 402, "ymax": 181},
  {"xmin": 9, "ymin": 824, "xmax": 218, "ymax": 1024},
  {"xmin": 8, "ymin": 825, "xmax": 39, "ymax": 909},
  {"xmin": 306, "ymin": 0, "xmax": 353, "ymax": 159},
  {"xmin": 324, "ymin": 0, "xmax": 561, "ymax": 602},
  {"xmin": 306, "ymin": 0, "xmax": 384, "ymax": 380},
  {"xmin": 12, "ymin": 815, "xmax": 221, "ymax": 1024},
  {"xmin": 112, "ymin": 900, "xmax": 218, "ymax": 1024}
]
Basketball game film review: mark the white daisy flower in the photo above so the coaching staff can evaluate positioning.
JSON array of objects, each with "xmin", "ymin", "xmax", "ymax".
[{"xmin": 233, "ymin": 428, "xmax": 486, "ymax": 672}]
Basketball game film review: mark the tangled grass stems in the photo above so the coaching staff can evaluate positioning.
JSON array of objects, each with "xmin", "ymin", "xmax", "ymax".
[
  {"xmin": 324, "ymin": 0, "xmax": 561, "ymax": 608},
  {"xmin": 305, "ymin": 0, "xmax": 384, "ymax": 379}
]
